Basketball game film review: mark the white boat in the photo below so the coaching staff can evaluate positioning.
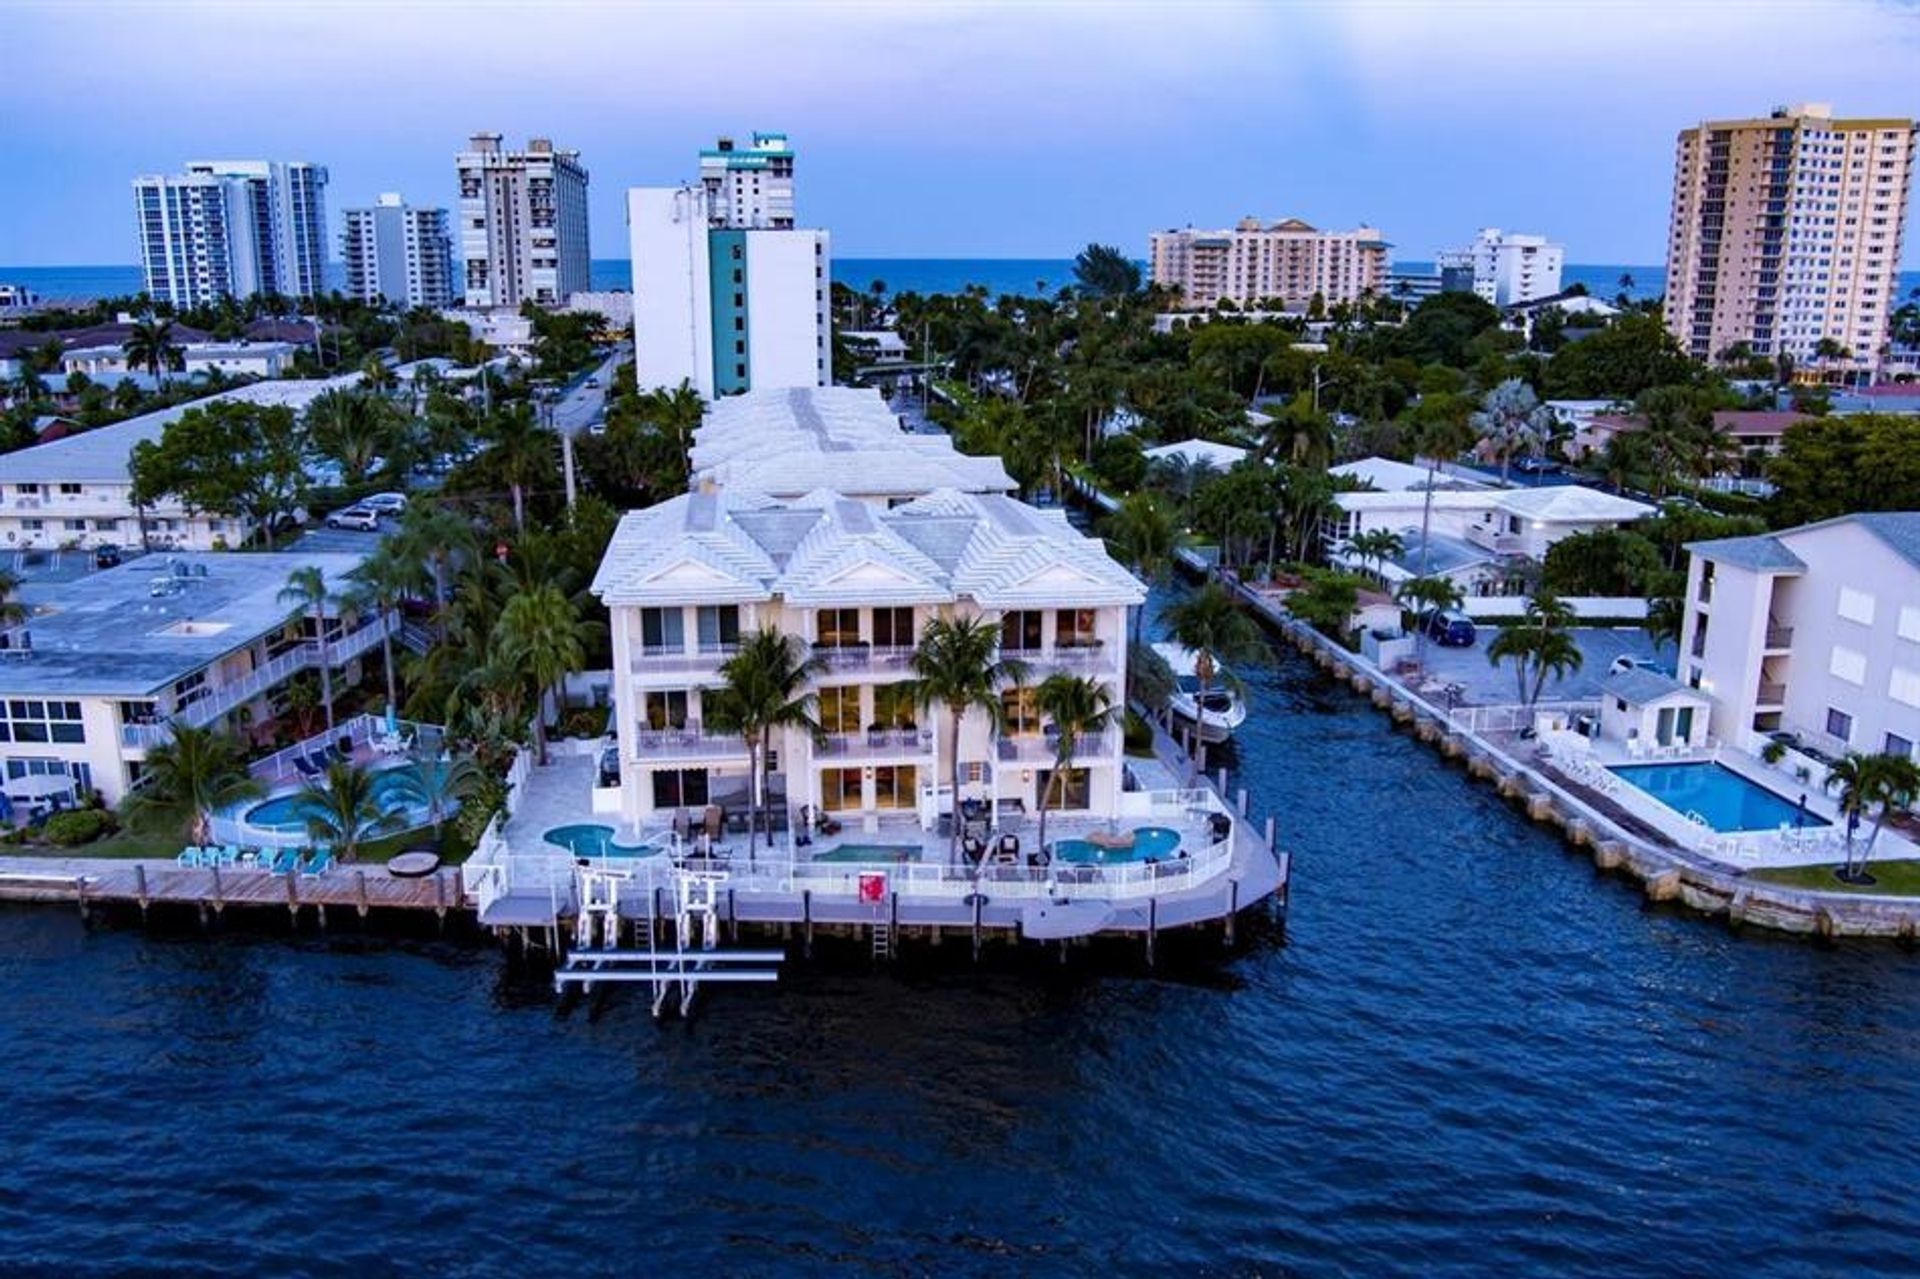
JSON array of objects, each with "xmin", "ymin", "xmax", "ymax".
[{"xmin": 1152, "ymin": 642, "xmax": 1248, "ymax": 744}]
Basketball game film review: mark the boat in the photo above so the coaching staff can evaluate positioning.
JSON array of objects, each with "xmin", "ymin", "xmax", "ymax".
[{"xmin": 1152, "ymin": 642, "xmax": 1248, "ymax": 744}]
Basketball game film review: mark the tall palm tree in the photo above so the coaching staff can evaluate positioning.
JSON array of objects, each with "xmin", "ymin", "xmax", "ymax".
[
  {"xmin": 1159, "ymin": 583, "xmax": 1265, "ymax": 738},
  {"xmin": 125, "ymin": 723, "xmax": 260, "ymax": 847},
  {"xmin": 1103, "ymin": 491, "xmax": 1183, "ymax": 641},
  {"xmin": 1397, "ymin": 574, "xmax": 1462, "ymax": 673},
  {"xmin": 1485, "ymin": 600, "xmax": 1583, "ymax": 707},
  {"xmin": 494, "ymin": 583, "xmax": 590, "ymax": 765},
  {"xmin": 122, "ymin": 316, "xmax": 181, "ymax": 383},
  {"xmin": 279, "ymin": 565, "xmax": 339, "ymax": 734},
  {"xmin": 294, "ymin": 759, "xmax": 403, "ymax": 864},
  {"xmin": 705, "ymin": 628, "xmax": 824, "ymax": 856},
  {"xmin": 306, "ymin": 388, "xmax": 395, "ymax": 486},
  {"xmin": 390, "ymin": 750, "xmax": 485, "ymax": 839},
  {"xmin": 346, "ymin": 546, "xmax": 411, "ymax": 713},
  {"xmin": 391, "ymin": 504, "xmax": 477, "ymax": 624},
  {"xmin": 484, "ymin": 402, "xmax": 552, "ymax": 532},
  {"xmin": 906, "ymin": 615, "xmax": 1030, "ymax": 865},
  {"xmin": 1409, "ymin": 401, "xmax": 1479, "ymax": 576},
  {"xmin": 1031, "ymin": 673, "xmax": 1117, "ymax": 854},
  {"xmin": 1824, "ymin": 752, "xmax": 1920, "ymax": 882}
]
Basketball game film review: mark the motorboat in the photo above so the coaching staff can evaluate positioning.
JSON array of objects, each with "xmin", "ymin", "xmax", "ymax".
[{"xmin": 1152, "ymin": 642, "xmax": 1247, "ymax": 744}]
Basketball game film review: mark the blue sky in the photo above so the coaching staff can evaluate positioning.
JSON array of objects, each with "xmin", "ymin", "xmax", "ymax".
[{"xmin": 4, "ymin": 0, "xmax": 1917, "ymax": 267}]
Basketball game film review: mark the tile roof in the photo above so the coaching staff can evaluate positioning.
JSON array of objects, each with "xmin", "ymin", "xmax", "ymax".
[{"xmin": 592, "ymin": 487, "xmax": 1144, "ymax": 610}]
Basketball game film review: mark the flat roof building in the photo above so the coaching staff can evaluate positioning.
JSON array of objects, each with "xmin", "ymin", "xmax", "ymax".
[
  {"xmin": 1149, "ymin": 217, "xmax": 1388, "ymax": 311},
  {"xmin": 456, "ymin": 134, "xmax": 591, "ymax": 308}
]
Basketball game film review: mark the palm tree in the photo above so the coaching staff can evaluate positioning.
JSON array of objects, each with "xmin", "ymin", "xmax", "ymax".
[
  {"xmin": 1397, "ymin": 575, "xmax": 1462, "ymax": 672},
  {"xmin": 279, "ymin": 565, "xmax": 339, "ymax": 734},
  {"xmin": 1159, "ymin": 583, "xmax": 1265, "ymax": 740},
  {"xmin": 1346, "ymin": 527, "xmax": 1404, "ymax": 582},
  {"xmin": 906, "ymin": 615, "xmax": 1030, "ymax": 865},
  {"xmin": 294, "ymin": 759, "xmax": 403, "ymax": 864},
  {"xmin": 1104, "ymin": 492, "xmax": 1183, "ymax": 640},
  {"xmin": 1824, "ymin": 752, "xmax": 1920, "ymax": 882},
  {"xmin": 122, "ymin": 316, "xmax": 181, "ymax": 383},
  {"xmin": 306, "ymin": 388, "xmax": 395, "ymax": 486},
  {"xmin": 0, "ymin": 568, "xmax": 28, "ymax": 627},
  {"xmin": 124, "ymin": 724, "xmax": 260, "ymax": 847},
  {"xmin": 390, "ymin": 751, "xmax": 485, "ymax": 838},
  {"xmin": 346, "ymin": 546, "xmax": 411, "ymax": 713},
  {"xmin": 705, "ymin": 628, "xmax": 824, "ymax": 856},
  {"xmin": 360, "ymin": 353, "xmax": 398, "ymax": 396},
  {"xmin": 1472, "ymin": 378, "xmax": 1554, "ymax": 485},
  {"xmin": 1031, "ymin": 673, "xmax": 1117, "ymax": 854},
  {"xmin": 493, "ymin": 583, "xmax": 590, "ymax": 765},
  {"xmin": 391, "ymin": 504, "xmax": 477, "ymax": 624},
  {"xmin": 484, "ymin": 402, "xmax": 552, "ymax": 532},
  {"xmin": 1408, "ymin": 401, "xmax": 1479, "ymax": 576},
  {"xmin": 1485, "ymin": 600, "xmax": 1584, "ymax": 707}
]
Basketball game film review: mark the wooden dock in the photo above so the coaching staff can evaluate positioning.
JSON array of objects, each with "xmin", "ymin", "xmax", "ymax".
[{"xmin": 0, "ymin": 858, "xmax": 465, "ymax": 923}]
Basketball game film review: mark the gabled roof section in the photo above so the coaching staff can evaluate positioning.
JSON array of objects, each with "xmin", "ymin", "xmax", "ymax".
[
  {"xmin": 590, "ymin": 493, "xmax": 781, "ymax": 605},
  {"xmin": 1684, "ymin": 532, "xmax": 1807, "ymax": 574},
  {"xmin": 1603, "ymin": 667, "xmax": 1701, "ymax": 706}
]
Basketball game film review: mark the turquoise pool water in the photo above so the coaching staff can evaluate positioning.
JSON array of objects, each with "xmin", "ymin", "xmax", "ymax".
[
  {"xmin": 813, "ymin": 845, "xmax": 917, "ymax": 864},
  {"xmin": 1608, "ymin": 763, "xmax": 1829, "ymax": 834},
  {"xmin": 544, "ymin": 824, "xmax": 665, "ymax": 859},
  {"xmin": 244, "ymin": 767, "xmax": 418, "ymax": 830},
  {"xmin": 1053, "ymin": 825, "xmax": 1183, "ymax": 865}
]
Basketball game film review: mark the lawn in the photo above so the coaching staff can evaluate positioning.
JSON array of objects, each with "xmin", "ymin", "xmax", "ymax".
[
  {"xmin": 9, "ymin": 824, "xmax": 473, "ymax": 865},
  {"xmin": 1750, "ymin": 859, "xmax": 1920, "ymax": 897}
]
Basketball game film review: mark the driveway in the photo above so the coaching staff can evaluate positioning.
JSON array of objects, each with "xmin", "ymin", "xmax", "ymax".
[
  {"xmin": 284, "ymin": 523, "xmax": 391, "ymax": 555},
  {"xmin": 1417, "ymin": 625, "xmax": 1675, "ymax": 706}
]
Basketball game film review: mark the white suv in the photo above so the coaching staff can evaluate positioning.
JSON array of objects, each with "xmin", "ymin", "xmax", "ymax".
[
  {"xmin": 325, "ymin": 506, "xmax": 380, "ymax": 532},
  {"xmin": 362, "ymin": 492, "xmax": 408, "ymax": 516}
]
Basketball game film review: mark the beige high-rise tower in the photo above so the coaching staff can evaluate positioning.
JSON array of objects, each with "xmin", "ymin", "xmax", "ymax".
[{"xmin": 1663, "ymin": 104, "xmax": 1915, "ymax": 380}]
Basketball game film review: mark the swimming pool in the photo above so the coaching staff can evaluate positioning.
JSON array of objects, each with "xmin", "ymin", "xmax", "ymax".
[
  {"xmin": 1053, "ymin": 825, "xmax": 1183, "ymax": 865},
  {"xmin": 244, "ymin": 767, "xmax": 418, "ymax": 830},
  {"xmin": 543, "ymin": 824, "xmax": 666, "ymax": 859},
  {"xmin": 1608, "ymin": 762, "xmax": 1829, "ymax": 834}
]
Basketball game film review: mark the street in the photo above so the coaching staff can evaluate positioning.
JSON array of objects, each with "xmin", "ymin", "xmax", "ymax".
[{"xmin": 547, "ymin": 343, "xmax": 628, "ymax": 436}]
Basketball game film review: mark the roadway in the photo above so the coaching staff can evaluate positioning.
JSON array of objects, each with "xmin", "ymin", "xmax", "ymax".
[{"xmin": 546, "ymin": 343, "xmax": 629, "ymax": 437}]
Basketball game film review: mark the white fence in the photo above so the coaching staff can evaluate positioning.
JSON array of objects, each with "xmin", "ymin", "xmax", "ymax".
[{"xmin": 1446, "ymin": 701, "xmax": 1600, "ymax": 737}]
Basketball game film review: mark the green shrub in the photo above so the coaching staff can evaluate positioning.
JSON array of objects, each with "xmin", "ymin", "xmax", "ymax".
[
  {"xmin": 1123, "ymin": 710, "xmax": 1154, "ymax": 757},
  {"xmin": 450, "ymin": 776, "xmax": 508, "ymax": 846},
  {"xmin": 43, "ymin": 809, "xmax": 112, "ymax": 847},
  {"xmin": 557, "ymin": 706, "xmax": 609, "ymax": 739}
]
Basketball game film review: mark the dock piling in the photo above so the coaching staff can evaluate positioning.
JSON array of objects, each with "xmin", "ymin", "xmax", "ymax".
[
  {"xmin": 355, "ymin": 870, "xmax": 369, "ymax": 918},
  {"xmin": 134, "ymin": 863, "xmax": 149, "ymax": 919}
]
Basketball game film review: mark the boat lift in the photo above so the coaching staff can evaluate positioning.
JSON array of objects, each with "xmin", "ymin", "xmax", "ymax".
[{"xmin": 553, "ymin": 863, "xmax": 784, "ymax": 1018}]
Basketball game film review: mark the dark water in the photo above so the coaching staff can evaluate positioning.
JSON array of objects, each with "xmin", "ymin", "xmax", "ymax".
[{"xmin": 5, "ymin": 635, "xmax": 1920, "ymax": 1275}]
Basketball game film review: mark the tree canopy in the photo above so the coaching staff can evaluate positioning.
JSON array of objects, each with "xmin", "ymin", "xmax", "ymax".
[{"xmin": 128, "ymin": 400, "xmax": 306, "ymax": 546}]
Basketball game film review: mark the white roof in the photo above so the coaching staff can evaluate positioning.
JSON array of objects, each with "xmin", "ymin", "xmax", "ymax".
[
  {"xmin": 1493, "ymin": 486, "xmax": 1654, "ymax": 523},
  {"xmin": 593, "ymin": 487, "xmax": 1145, "ymax": 611},
  {"xmin": 1142, "ymin": 439, "xmax": 1248, "ymax": 470},
  {"xmin": 691, "ymin": 386, "xmax": 1014, "ymax": 498},
  {"xmin": 1332, "ymin": 456, "xmax": 1489, "ymax": 493},
  {"xmin": 0, "ymin": 374, "xmax": 362, "ymax": 487}
]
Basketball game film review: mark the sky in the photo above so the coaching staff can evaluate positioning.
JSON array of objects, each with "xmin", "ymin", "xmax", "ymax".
[{"xmin": 3, "ymin": 0, "xmax": 1918, "ymax": 268}]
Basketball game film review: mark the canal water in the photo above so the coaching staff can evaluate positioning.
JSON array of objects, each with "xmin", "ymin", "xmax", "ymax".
[{"xmin": 3, "ymin": 633, "xmax": 1919, "ymax": 1274}]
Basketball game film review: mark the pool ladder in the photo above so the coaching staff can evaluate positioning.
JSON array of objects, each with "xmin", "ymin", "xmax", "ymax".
[{"xmin": 871, "ymin": 918, "xmax": 892, "ymax": 961}]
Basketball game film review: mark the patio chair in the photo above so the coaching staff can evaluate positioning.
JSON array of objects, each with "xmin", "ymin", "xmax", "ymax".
[
  {"xmin": 176, "ymin": 847, "xmax": 201, "ymax": 868},
  {"xmin": 301, "ymin": 848, "xmax": 333, "ymax": 876},
  {"xmin": 672, "ymin": 808, "xmax": 690, "ymax": 842},
  {"xmin": 995, "ymin": 833, "xmax": 1020, "ymax": 864},
  {"xmin": 292, "ymin": 754, "xmax": 322, "ymax": 779},
  {"xmin": 305, "ymin": 751, "xmax": 333, "ymax": 774},
  {"xmin": 703, "ymin": 805, "xmax": 725, "ymax": 841}
]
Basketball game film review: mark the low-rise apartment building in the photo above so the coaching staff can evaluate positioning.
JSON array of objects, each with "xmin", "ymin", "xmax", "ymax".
[
  {"xmin": 61, "ymin": 340, "xmax": 298, "ymax": 382},
  {"xmin": 0, "ymin": 376, "xmax": 358, "ymax": 551},
  {"xmin": 1680, "ymin": 513, "xmax": 1920, "ymax": 761},
  {"xmin": 0, "ymin": 551, "xmax": 380, "ymax": 809}
]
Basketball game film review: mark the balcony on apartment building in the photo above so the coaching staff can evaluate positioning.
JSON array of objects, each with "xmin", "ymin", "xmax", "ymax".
[
  {"xmin": 998, "ymin": 639, "xmax": 1116, "ymax": 676},
  {"xmin": 1763, "ymin": 624, "xmax": 1794, "ymax": 652},
  {"xmin": 996, "ymin": 729, "xmax": 1115, "ymax": 764},
  {"xmin": 629, "ymin": 640, "xmax": 740, "ymax": 678},
  {"xmin": 1755, "ymin": 680, "xmax": 1788, "ymax": 708},
  {"xmin": 816, "ymin": 727, "xmax": 935, "ymax": 760},
  {"xmin": 631, "ymin": 720, "xmax": 749, "ymax": 760},
  {"xmin": 809, "ymin": 642, "xmax": 917, "ymax": 677}
]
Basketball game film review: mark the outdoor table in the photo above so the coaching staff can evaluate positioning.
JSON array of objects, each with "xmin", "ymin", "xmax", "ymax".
[{"xmin": 387, "ymin": 851, "xmax": 441, "ymax": 878}]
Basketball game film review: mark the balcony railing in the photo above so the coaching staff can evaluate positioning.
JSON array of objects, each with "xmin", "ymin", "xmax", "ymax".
[
  {"xmin": 1764, "ymin": 626, "xmax": 1794, "ymax": 649},
  {"xmin": 817, "ymin": 727, "xmax": 935, "ymax": 759},
  {"xmin": 632, "ymin": 726, "xmax": 749, "ymax": 760},
  {"xmin": 1756, "ymin": 681, "xmax": 1787, "ymax": 706},
  {"xmin": 999, "ymin": 641, "xmax": 1114, "ymax": 673},
  {"xmin": 173, "ymin": 615, "xmax": 393, "ymax": 730},
  {"xmin": 996, "ymin": 730, "xmax": 1115, "ymax": 763},
  {"xmin": 629, "ymin": 642, "xmax": 738, "ymax": 676},
  {"xmin": 1465, "ymin": 524, "xmax": 1527, "ymax": 555},
  {"xmin": 809, "ymin": 643, "xmax": 916, "ymax": 675}
]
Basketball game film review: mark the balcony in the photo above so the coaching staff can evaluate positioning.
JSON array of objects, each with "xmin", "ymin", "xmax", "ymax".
[
  {"xmin": 998, "ymin": 641, "xmax": 1116, "ymax": 675},
  {"xmin": 1763, "ymin": 625, "xmax": 1794, "ymax": 651},
  {"xmin": 809, "ymin": 643, "xmax": 916, "ymax": 677},
  {"xmin": 1465, "ymin": 524, "xmax": 1527, "ymax": 555},
  {"xmin": 1756, "ymin": 681, "xmax": 1787, "ymax": 707},
  {"xmin": 816, "ymin": 727, "xmax": 934, "ymax": 760},
  {"xmin": 631, "ymin": 725, "xmax": 749, "ymax": 760},
  {"xmin": 996, "ymin": 730, "xmax": 1115, "ymax": 763},
  {"xmin": 629, "ymin": 642, "xmax": 738, "ymax": 678}
]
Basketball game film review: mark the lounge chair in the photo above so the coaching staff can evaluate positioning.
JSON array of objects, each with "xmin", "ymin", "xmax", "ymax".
[
  {"xmin": 304, "ymin": 751, "xmax": 332, "ymax": 774},
  {"xmin": 703, "ymin": 805, "xmax": 724, "ymax": 841},
  {"xmin": 176, "ymin": 847, "xmax": 201, "ymax": 868},
  {"xmin": 270, "ymin": 848, "xmax": 302, "ymax": 874},
  {"xmin": 292, "ymin": 754, "xmax": 322, "ymax": 779},
  {"xmin": 301, "ymin": 848, "xmax": 333, "ymax": 876},
  {"xmin": 995, "ymin": 833, "xmax": 1020, "ymax": 864}
]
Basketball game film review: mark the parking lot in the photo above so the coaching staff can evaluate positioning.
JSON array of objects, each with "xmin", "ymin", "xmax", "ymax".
[
  {"xmin": 1416, "ymin": 624, "xmax": 1675, "ymax": 706},
  {"xmin": 284, "ymin": 521, "xmax": 391, "ymax": 555}
]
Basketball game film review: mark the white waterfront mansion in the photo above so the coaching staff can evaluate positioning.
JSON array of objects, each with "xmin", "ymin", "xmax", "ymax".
[{"xmin": 592, "ymin": 483, "xmax": 1144, "ymax": 834}]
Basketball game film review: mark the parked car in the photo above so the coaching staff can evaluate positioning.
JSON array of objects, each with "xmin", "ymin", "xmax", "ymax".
[
  {"xmin": 1610, "ymin": 654, "xmax": 1661, "ymax": 676},
  {"xmin": 362, "ymin": 492, "xmax": 408, "ymax": 515},
  {"xmin": 92, "ymin": 544, "xmax": 123, "ymax": 569},
  {"xmin": 1422, "ymin": 609, "xmax": 1478, "ymax": 647},
  {"xmin": 325, "ymin": 506, "xmax": 380, "ymax": 531}
]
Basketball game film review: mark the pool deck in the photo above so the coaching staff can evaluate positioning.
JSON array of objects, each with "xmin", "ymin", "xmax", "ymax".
[{"xmin": 475, "ymin": 737, "xmax": 1287, "ymax": 943}]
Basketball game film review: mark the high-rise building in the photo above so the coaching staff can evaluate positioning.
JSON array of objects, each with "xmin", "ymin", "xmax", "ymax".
[
  {"xmin": 1148, "ymin": 218, "xmax": 1388, "ymax": 311},
  {"xmin": 341, "ymin": 194, "xmax": 454, "ymax": 310},
  {"xmin": 699, "ymin": 132, "xmax": 796, "ymax": 229},
  {"xmin": 1435, "ymin": 228, "xmax": 1564, "ymax": 307},
  {"xmin": 1663, "ymin": 103, "xmax": 1916, "ymax": 378},
  {"xmin": 628, "ymin": 185, "xmax": 830, "ymax": 398},
  {"xmin": 455, "ymin": 133, "xmax": 591, "ymax": 309},
  {"xmin": 132, "ymin": 160, "xmax": 329, "ymax": 307}
]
